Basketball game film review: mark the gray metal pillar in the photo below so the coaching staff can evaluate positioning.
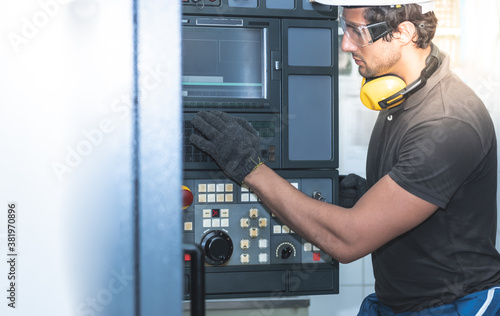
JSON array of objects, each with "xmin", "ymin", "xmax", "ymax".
[{"xmin": 137, "ymin": 1, "xmax": 183, "ymax": 316}]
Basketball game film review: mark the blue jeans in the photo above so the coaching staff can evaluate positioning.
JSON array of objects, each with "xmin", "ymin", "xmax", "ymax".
[{"xmin": 358, "ymin": 287, "xmax": 500, "ymax": 316}]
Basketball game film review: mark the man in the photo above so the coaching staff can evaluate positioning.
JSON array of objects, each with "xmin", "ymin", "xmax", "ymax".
[{"xmin": 189, "ymin": 2, "xmax": 500, "ymax": 314}]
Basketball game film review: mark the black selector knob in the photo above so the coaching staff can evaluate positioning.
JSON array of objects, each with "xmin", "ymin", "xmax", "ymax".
[
  {"xmin": 275, "ymin": 242, "xmax": 296, "ymax": 261},
  {"xmin": 281, "ymin": 246, "xmax": 293, "ymax": 259},
  {"xmin": 201, "ymin": 230, "xmax": 233, "ymax": 266}
]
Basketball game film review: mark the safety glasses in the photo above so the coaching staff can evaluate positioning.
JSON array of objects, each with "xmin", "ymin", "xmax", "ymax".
[{"xmin": 340, "ymin": 12, "xmax": 392, "ymax": 47}]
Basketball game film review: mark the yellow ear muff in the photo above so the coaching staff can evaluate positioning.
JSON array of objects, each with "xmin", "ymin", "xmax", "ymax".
[{"xmin": 360, "ymin": 75, "xmax": 407, "ymax": 111}]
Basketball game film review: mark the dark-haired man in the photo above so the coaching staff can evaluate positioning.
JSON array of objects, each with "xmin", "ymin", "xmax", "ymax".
[{"xmin": 190, "ymin": 3, "xmax": 500, "ymax": 314}]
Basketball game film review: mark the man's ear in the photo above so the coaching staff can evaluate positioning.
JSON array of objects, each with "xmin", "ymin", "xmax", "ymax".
[{"xmin": 393, "ymin": 21, "xmax": 417, "ymax": 45}]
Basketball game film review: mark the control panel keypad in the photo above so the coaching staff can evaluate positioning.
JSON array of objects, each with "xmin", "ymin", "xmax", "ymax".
[
  {"xmin": 240, "ymin": 185, "xmax": 259, "ymax": 202},
  {"xmin": 183, "ymin": 121, "xmax": 213, "ymax": 163},
  {"xmin": 197, "ymin": 181, "xmax": 234, "ymax": 204},
  {"xmin": 183, "ymin": 119, "xmax": 278, "ymax": 165},
  {"xmin": 183, "ymin": 177, "xmax": 333, "ymax": 266}
]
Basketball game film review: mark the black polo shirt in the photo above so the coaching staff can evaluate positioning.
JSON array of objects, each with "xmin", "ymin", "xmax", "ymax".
[{"xmin": 366, "ymin": 51, "xmax": 500, "ymax": 312}]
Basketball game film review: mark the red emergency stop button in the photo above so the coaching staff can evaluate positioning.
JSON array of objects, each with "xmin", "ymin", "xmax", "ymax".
[
  {"xmin": 182, "ymin": 185, "xmax": 194, "ymax": 210},
  {"xmin": 313, "ymin": 252, "xmax": 321, "ymax": 262}
]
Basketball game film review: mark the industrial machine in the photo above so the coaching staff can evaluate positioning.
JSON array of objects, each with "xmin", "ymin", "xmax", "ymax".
[{"xmin": 181, "ymin": 0, "xmax": 340, "ymax": 301}]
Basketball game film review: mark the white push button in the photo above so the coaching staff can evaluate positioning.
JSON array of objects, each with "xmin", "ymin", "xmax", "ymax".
[
  {"xmin": 207, "ymin": 184, "xmax": 216, "ymax": 192},
  {"xmin": 258, "ymin": 239, "xmax": 268, "ymax": 249},
  {"xmin": 207, "ymin": 194, "xmax": 216, "ymax": 203},
  {"xmin": 198, "ymin": 183, "xmax": 206, "ymax": 193},
  {"xmin": 240, "ymin": 239, "xmax": 250, "ymax": 249},
  {"xmin": 240, "ymin": 218, "xmax": 250, "ymax": 228},
  {"xmin": 216, "ymin": 183, "xmax": 225, "ymax": 192},
  {"xmin": 273, "ymin": 225, "xmax": 282, "ymax": 234},
  {"xmin": 198, "ymin": 194, "xmax": 207, "ymax": 203},
  {"xmin": 216, "ymin": 194, "xmax": 225, "ymax": 203},
  {"xmin": 258, "ymin": 218, "xmax": 268, "ymax": 228},
  {"xmin": 249, "ymin": 227, "xmax": 259, "ymax": 238},
  {"xmin": 240, "ymin": 253, "xmax": 250, "ymax": 264},
  {"xmin": 249, "ymin": 208, "xmax": 259, "ymax": 219},
  {"xmin": 304, "ymin": 243, "xmax": 312, "ymax": 252}
]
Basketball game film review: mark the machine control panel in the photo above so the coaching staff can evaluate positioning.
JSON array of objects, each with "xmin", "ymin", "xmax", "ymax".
[
  {"xmin": 183, "ymin": 170, "xmax": 339, "ymax": 299},
  {"xmin": 181, "ymin": 0, "xmax": 340, "ymax": 300},
  {"xmin": 181, "ymin": 0, "xmax": 337, "ymax": 19}
]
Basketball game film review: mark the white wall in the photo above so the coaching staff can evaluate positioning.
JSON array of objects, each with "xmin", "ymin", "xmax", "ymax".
[
  {"xmin": 0, "ymin": 1, "xmax": 136, "ymax": 315},
  {"xmin": 0, "ymin": 1, "xmax": 184, "ymax": 315}
]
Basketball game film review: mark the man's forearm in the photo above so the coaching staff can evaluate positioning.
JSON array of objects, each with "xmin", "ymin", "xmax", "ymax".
[
  {"xmin": 243, "ymin": 164, "xmax": 439, "ymax": 263},
  {"xmin": 243, "ymin": 164, "xmax": 359, "ymax": 263}
]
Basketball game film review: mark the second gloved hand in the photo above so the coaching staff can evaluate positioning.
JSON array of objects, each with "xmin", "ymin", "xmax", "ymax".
[
  {"xmin": 190, "ymin": 111, "xmax": 263, "ymax": 184},
  {"xmin": 339, "ymin": 173, "xmax": 368, "ymax": 208}
]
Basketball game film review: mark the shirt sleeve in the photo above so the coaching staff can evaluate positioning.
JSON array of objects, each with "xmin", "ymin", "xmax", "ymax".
[{"xmin": 388, "ymin": 118, "xmax": 487, "ymax": 209}]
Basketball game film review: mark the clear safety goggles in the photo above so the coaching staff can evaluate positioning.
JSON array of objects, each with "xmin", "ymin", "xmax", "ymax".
[{"xmin": 340, "ymin": 12, "xmax": 392, "ymax": 47}]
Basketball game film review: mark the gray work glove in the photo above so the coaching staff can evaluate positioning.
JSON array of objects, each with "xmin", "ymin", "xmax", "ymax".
[
  {"xmin": 339, "ymin": 174, "xmax": 367, "ymax": 208},
  {"xmin": 190, "ymin": 111, "xmax": 263, "ymax": 184}
]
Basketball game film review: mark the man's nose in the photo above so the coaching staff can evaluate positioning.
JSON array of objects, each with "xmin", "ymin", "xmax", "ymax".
[{"xmin": 341, "ymin": 33, "xmax": 357, "ymax": 53}]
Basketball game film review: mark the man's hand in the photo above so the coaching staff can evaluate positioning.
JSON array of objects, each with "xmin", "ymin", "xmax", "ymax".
[
  {"xmin": 190, "ymin": 111, "xmax": 263, "ymax": 184},
  {"xmin": 339, "ymin": 174, "xmax": 367, "ymax": 208}
]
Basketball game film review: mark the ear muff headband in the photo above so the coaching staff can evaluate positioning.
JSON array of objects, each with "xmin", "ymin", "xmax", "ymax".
[{"xmin": 360, "ymin": 43, "xmax": 442, "ymax": 111}]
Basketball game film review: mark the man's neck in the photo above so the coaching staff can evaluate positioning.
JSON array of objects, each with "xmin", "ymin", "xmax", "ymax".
[{"xmin": 397, "ymin": 45, "xmax": 432, "ymax": 84}]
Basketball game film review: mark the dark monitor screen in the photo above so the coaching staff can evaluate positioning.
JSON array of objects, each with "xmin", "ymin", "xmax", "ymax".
[{"xmin": 182, "ymin": 26, "xmax": 266, "ymax": 99}]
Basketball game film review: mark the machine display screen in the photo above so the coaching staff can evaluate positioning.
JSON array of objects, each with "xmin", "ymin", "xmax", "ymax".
[{"xmin": 182, "ymin": 26, "xmax": 267, "ymax": 99}]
